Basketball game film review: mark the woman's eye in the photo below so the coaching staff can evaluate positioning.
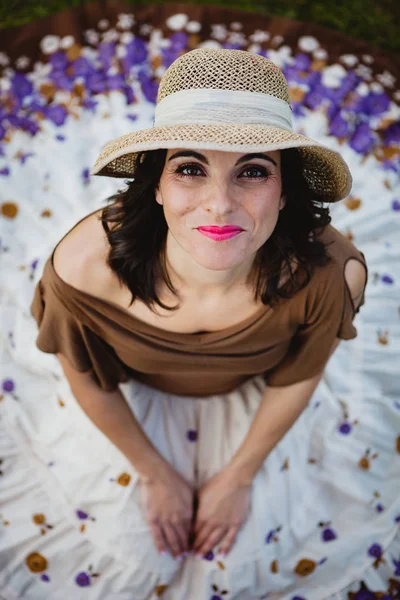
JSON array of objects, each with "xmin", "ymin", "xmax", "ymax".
[
  {"xmin": 240, "ymin": 167, "xmax": 270, "ymax": 179},
  {"xmin": 175, "ymin": 164, "xmax": 202, "ymax": 178}
]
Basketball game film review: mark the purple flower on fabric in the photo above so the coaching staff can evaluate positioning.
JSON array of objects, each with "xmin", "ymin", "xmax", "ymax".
[
  {"xmin": 292, "ymin": 103, "xmax": 306, "ymax": 118},
  {"xmin": 0, "ymin": 124, "xmax": 5, "ymax": 140},
  {"xmin": 322, "ymin": 527, "xmax": 337, "ymax": 542},
  {"xmin": 48, "ymin": 71, "xmax": 74, "ymax": 91},
  {"xmin": 76, "ymin": 510, "xmax": 89, "ymax": 520},
  {"xmin": 392, "ymin": 199, "xmax": 400, "ymax": 211},
  {"xmin": 56, "ymin": 134, "xmax": 65, "ymax": 141},
  {"xmin": 203, "ymin": 550, "xmax": 214, "ymax": 560},
  {"xmin": 161, "ymin": 48, "xmax": 181, "ymax": 69},
  {"xmin": 75, "ymin": 572, "xmax": 91, "ymax": 587},
  {"xmin": 3, "ymin": 379, "xmax": 15, "ymax": 392},
  {"xmin": 187, "ymin": 429, "xmax": 198, "ymax": 442},
  {"xmin": 44, "ymin": 105, "xmax": 68, "ymax": 126},
  {"xmin": 19, "ymin": 116, "xmax": 40, "ymax": 135},
  {"xmin": 328, "ymin": 72, "xmax": 361, "ymax": 105},
  {"xmin": 362, "ymin": 92, "xmax": 391, "ymax": 116},
  {"xmin": 304, "ymin": 86, "xmax": 327, "ymax": 110},
  {"xmin": 222, "ymin": 42, "xmax": 243, "ymax": 50},
  {"xmin": 0, "ymin": 167, "xmax": 10, "ymax": 176},
  {"xmin": 29, "ymin": 99, "xmax": 46, "ymax": 113},
  {"xmin": 138, "ymin": 73, "xmax": 159, "ymax": 104},
  {"xmin": 338, "ymin": 422, "xmax": 352, "ymax": 434},
  {"xmin": 86, "ymin": 72, "xmax": 107, "ymax": 94},
  {"xmin": 11, "ymin": 73, "xmax": 33, "ymax": 100},
  {"xmin": 293, "ymin": 53, "xmax": 312, "ymax": 71},
  {"xmin": 283, "ymin": 67, "xmax": 304, "ymax": 85},
  {"xmin": 375, "ymin": 503, "xmax": 384, "ymax": 512},
  {"xmin": 306, "ymin": 70, "xmax": 322, "ymax": 89},
  {"xmin": 382, "ymin": 158, "xmax": 400, "ymax": 173},
  {"xmin": 123, "ymin": 37, "xmax": 148, "ymax": 69},
  {"xmin": 126, "ymin": 114, "xmax": 138, "ymax": 121},
  {"xmin": 71, "ymin": 57, "xmax": 95, "ymax": 78},
  {"xmin": 350, "ymin": 122, "xmax": 375, "ymax": 154},
  {"xmin": 352, "ymin": 589, "xmax": 381, "ymax": 600},
  {"xmin": 170, "ymin": 32, "xmax": 188, "ymax": 51},
  {"xmin": 326, "ymin": 104, "xmax": 340, "ymax": 122},
  {"xmin": 40, "ymin": 574, "xmax": 50, "ymax": 582},
  {"xmin": 121, "ymin": 85, "xmax": 136, "ymax": 105},
  {"xmin": 292, "ymin": 597, "xmax": 307, "ymax": 600},
  {"xmin": 392, "ymin": 556, "xmax": 400, "ymax": 576},
  {"xmin": 329, "ymin": 113, "xmax": 352, "ymax": 138},
  {"xmin": 381, "ymin": 274, "xmax": 394, "ymax": 284},
  {"xmin": 98, "ymin": 42, "xmax": 115, "ymax": 70},
  {"xmin": 367, "ymin": 543, "xmax": 382, "ymax": 558},
  {"xmin": 106, "ymin": 73, "xmax": 125, "ymax": 90},
  {"xmin": 82, "ymin": 168, "xmax": 90, "ymax": 184},
  {"xmin": 17, "ymin": 151, "xmax": 35, "ymax": 165},
  {"xmin": 383, "ymin": 121, "xmax": 400, "ymax": 145},
  {"xmin": 82, "ymin": 98, "xmax": 98, "ymax": 113},
  {"xmin": 265, "ymin": 528, "xmax": 281, "ymax": 544},
  {"xmin": 49, "ymin": 51, "xmax": 69, "ymax": 71}
]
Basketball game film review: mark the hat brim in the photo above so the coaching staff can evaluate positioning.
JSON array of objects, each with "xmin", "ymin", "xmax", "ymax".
[{"xmin": 91, "ymin": 123, "xmax": 352, "ymax": 203}]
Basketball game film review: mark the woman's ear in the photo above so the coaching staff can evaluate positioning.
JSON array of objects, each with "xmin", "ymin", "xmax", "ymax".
[
  {"xmin": 279, "ymin": 194, "xmax": 287, "ymax": 210},
  {"xmin": 155, "ymin": 185, "xmax": 163, "ymax": 206}
]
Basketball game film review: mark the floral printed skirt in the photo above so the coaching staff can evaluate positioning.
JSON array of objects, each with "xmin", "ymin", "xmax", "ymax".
[{"xmin": 0, "ymin": 298, "xmax": 399, "ymax": 600}]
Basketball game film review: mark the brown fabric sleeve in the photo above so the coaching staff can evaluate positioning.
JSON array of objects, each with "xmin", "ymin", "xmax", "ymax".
[
  {"xmin": 266, "ymin": 258, "xmax": 367, "ymax": 387},
  {"xmin": 30, "ymin": 279, "xmax": 131, "ymax": 392}
]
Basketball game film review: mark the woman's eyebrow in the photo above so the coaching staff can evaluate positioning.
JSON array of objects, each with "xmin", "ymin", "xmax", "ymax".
[{"xmin": 167, "ymin": 151, "xmax": 277, "ymax": 167}]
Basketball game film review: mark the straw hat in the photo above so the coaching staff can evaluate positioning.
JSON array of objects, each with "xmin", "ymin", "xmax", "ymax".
[{"xmin": 91, "ymin": 48, "xmax": 352, "ymax": 202}]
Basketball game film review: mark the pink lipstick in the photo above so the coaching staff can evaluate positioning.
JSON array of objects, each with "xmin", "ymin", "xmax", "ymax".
[{"xmin": 197, "ymin": 226, "xmax": 243, "ymax": 241}]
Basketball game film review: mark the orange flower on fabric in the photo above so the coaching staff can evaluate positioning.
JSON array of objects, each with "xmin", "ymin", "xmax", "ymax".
[
  {"xmin": 26, "ymin": 552, "xmax": 48, "ymax": 573},
  {"xmin": 117, "ymin": 473, "xmax": 131, "ymax": 486}
]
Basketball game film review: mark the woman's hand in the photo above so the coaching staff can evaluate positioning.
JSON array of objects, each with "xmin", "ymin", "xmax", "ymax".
[
  {"xmin": 138, "ymin": 466, "xmax": 196, "ymax": 558},
  {"xmin": 192, "ymin": 469, "xmax": 252, "ymax": 556}
]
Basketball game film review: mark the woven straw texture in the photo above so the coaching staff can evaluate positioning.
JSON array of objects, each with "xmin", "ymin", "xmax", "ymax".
[{"xmin": 91, "ymin": 48, "xmax": 352, "ymax": 202}]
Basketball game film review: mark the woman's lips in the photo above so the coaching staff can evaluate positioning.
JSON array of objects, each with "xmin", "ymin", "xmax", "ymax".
[
  {"xmin": 197, "ymin": 226, "xmax": 243, "ymax": 233},
  {"xmin": 197, "ymin": 228, "xmax": 243, "ymax": 241}
]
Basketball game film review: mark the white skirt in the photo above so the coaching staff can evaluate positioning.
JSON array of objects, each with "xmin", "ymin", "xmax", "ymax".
[{"xmin": 0, "ymin": 297, "xmax": 399, "ymax": 600}]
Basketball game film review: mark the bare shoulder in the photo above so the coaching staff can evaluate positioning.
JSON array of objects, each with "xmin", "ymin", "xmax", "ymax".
[
  {"xmin": 53, "ymin": 209, "xmax": 116, "ymax": 297},
  {"xmin": 344, "ymin": 258, "xmax": 367, "ymax": 311}
]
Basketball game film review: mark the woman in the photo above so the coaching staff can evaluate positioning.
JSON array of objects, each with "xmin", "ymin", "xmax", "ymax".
[{"xmin": 5, "ymin": 48, "xmax": 383, "ymax": 599}]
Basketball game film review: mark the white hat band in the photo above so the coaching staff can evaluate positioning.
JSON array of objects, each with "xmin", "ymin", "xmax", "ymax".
[{"xmin": 154, "ymin": 88, "xmax": 293, "ymax": 131}]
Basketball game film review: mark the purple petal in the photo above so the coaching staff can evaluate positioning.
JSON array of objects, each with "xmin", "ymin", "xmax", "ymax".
[
  {"xmin": 76, "ymin": 509, "xmax": 89, "ymax": 520},
  {"xmin": 3, "ymin": 379, "xmax": 15, "ymax": 392},
  {"xmin": 75, "ymin": 572, "xmax": 91, "ymax": 587}
]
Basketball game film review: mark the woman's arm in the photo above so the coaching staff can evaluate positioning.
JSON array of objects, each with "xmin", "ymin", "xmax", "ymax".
[
  {"xmin": 224, "ymin": 258, "xmax": 367, "ymax": 485},
  {"xmin": 223, "ymin": 368, "xmax": 327, "ymax": 485},
  {"xmin": 57, "ymin": 353, "xmax": 171, "ymax": 482}
]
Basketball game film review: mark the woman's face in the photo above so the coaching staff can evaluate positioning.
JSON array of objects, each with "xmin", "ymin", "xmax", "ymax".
[{"xmin": 154, "ymin": 148, "xmax": 286, "ymax": 292}]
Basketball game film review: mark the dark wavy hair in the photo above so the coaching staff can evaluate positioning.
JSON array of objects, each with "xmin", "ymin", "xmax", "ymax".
[{"xmin": 100, "ymin": 147, "xmax": 333, "ymax": 314}]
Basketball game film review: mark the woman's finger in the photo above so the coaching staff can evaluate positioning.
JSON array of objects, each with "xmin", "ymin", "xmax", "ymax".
[
  {"xmin": 162, "ymin": 522, "xmax": 185, "ymax": 557},
  {"xmin": 193, "ymin": 522, "xmax": 213, "ymax": 549},
  {"xmin": 172, "ymin": 520, "xmax": 191, "ymax": 553},
  {"xmin": 194, "ymin": 525, "xmax": 227, "ymax": 554},
  {"xmin": 149, "ymin": 520, "xmax": 168, "ymax": 554},
  {"xmin": 217, "ymin": 525, "xmax": 240, "ymax": 555}
]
